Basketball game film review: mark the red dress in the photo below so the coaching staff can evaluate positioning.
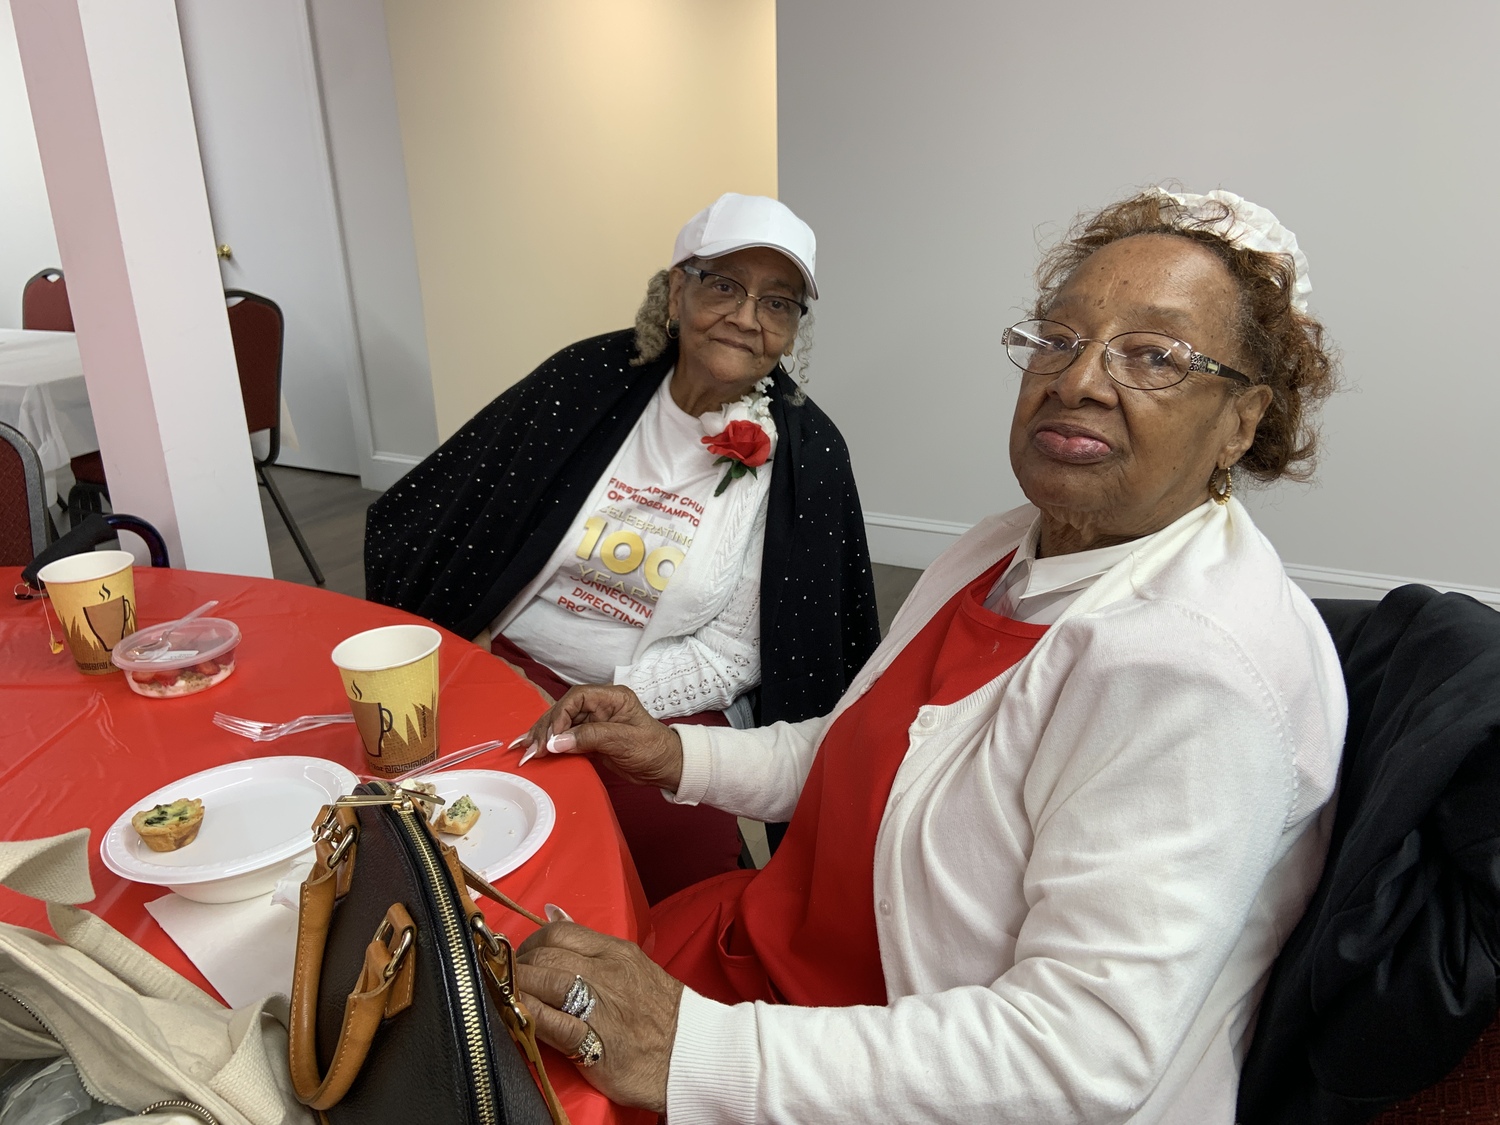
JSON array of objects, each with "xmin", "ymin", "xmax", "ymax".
[{"xmin": 649, "ymin": 555, "xmax": 1047, "ymax": 1005}]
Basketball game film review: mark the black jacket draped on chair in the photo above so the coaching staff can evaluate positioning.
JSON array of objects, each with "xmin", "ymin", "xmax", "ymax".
[{"xmin": 1238, "ymin": 584, "xmax": 1500, "ymax": 1124}]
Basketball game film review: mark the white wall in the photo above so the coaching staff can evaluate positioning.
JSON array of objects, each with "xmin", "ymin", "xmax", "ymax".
[
  {"xmin": 308, "ymin": 0, "xmax": 437, "ymax": 482},
  {"xmin": 0, "ymin": 0, "xmax": 436, "ymax": 482},
  {"xmin": 383, "ymin": 0, "xmax": 779, "ymax": 439},
  {"xmin": 176, "ymin": 0, "xmax": 364, "ymax": 478},
  {"xmin": 0, "ymin": 1, "xmax": 58, "ymax": 328},
  {"xmin": 778, "ymin": 0, "xmax": 1500, "ymax": 605}
]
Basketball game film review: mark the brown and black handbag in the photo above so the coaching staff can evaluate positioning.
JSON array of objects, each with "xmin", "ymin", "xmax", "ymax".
[{"xmin": 288, "ymin": 781, "xmax": 567, "ymax": 1125}]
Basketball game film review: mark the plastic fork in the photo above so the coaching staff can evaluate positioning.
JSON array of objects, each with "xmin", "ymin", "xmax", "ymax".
[
  {"xmin": 357, "ymin": 739, "xmax": 507, "ymax": 785},
  {"xmin": 212, "ymin": 711, "xmax": 355, "ymax": 741}
]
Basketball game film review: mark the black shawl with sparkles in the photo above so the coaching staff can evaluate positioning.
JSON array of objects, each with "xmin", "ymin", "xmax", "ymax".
[{"xmin": 365, "ymin": 329, "xmax": 882, "ymax": 726}]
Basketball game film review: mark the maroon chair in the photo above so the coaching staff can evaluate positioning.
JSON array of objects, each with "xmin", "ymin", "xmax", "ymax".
[
  {"xmin": 23, "ymin": 267, "xmax": 109, "ymax": 523},
  {"xmin": 61, "ymin": 289, "xmax": 325, "ymax": 585},
  {"xmin": 21, "ymin": 268, "xmax": 73, "ymax": 332},
  {"xmin": 25, "ymin": 267, "xmax": 112, "ymax": 524},
  {"xmin": 0, "ymin": 422, "xmax": 51, "ymax": 566},
  {"xmin": 226, "ymin": 289, "xmax": 324, "ymax": 585},
  {"xmin": 1370, "ymin": 1018, "xmax": 1500, "ymax": 1122}
]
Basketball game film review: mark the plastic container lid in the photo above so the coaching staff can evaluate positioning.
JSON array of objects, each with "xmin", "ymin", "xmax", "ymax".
[{"xmin": 112, "ymin": 616, "xmax": 241, "ymax": 673}]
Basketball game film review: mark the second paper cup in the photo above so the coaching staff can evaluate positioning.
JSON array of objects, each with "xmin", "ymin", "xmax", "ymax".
[{"xmin": 331, "ymin": 624, "xmax": 441, "ymax": 777}]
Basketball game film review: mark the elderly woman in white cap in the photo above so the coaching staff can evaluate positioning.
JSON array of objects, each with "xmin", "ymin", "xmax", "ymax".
[
  {"xmin": 366, "ymin": 194, "xmax": 881, "ymax": 903},
  {"xmin": 509, "ymin": 187, "xmax": 1347, "ymax": 1123}
]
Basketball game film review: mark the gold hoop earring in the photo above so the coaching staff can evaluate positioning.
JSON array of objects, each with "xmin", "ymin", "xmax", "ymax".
[
  {"xmin": 666, "ymin": 319, "xmax": 679, "ymax": 340},
  {"xmin": 1210, "ymin": 465, "xmax": 1234, "ymax": 505}
]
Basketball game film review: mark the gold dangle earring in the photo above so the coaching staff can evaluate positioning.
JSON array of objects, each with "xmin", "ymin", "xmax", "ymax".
[{"xmin": 1210, "ymin": 465, "xmax": 1234, "ymax": 505}]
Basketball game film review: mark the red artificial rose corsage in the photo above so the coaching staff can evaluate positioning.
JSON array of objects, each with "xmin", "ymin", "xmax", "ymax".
[{"xmin": 702, "ymin": 420, "xmax": 772, "ymax": 496}]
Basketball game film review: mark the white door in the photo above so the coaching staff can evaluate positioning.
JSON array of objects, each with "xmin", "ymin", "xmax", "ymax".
[{"xmin": 175, "ymin": 0, "xmax": 368, "ymax": 477}]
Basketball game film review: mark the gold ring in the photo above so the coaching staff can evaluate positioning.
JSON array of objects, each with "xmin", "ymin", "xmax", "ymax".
[{"xmin": 567, "ymin": 1027, "xmax": 604, "ymax": 1068}]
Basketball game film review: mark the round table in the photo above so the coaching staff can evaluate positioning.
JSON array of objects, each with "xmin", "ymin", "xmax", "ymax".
[{"xmin": 0, "ymin": 565, "xmax": 652, "ymax": 1125}]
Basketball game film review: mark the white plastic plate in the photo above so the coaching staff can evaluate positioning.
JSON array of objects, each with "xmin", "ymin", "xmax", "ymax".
[
  {"xmin": 410, "ymin": 769, "xmax": 555, "ymax": 881},
  {"xmin": 101, "ymin": 756, "xmax": 358, "ymax": 902}
]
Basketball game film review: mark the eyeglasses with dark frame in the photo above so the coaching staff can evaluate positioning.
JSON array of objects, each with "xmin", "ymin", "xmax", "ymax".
[
  {"xmin": 679, "ymin": 265, "xmax": 808, "ymax": 332},
  {"xmin": 1002, "ymin": 319, "xmax": 1255, "ymax": 391}
]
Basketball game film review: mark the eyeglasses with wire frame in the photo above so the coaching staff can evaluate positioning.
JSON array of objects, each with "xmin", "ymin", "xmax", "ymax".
[
  {"xmin": 1002, "ymin": 319, "xmax": 1255, "ymax": 391},
  {"xmin": 680, "ymin": 265, "xmax": 808, "ymax": 332}
]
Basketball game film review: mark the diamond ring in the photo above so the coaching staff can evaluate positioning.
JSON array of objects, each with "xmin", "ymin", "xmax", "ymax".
[{"xmin": 560, "ymin": 974, "xmax": 598, "ymax": 1023}]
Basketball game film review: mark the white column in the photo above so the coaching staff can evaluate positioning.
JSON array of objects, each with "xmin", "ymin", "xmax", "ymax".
[{"xmin": 10, "ymin": 0, "xmax": 272, "ymax": 576}]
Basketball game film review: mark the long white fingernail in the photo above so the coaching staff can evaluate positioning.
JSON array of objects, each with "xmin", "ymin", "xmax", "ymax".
[
  {"xmin": 547, "ymin": 731, "xmax": 576, "ymax": 753},
  {"xmin": 508, "ymin": 734, "xmax": 529, "ymax": 749},
  {"xmin": 518, "ymin": 744, "xmax": 539, "ymax": 766},
  {"xmin": 544, "ymin": 903, "xmax": 573, "ymax": 923}
]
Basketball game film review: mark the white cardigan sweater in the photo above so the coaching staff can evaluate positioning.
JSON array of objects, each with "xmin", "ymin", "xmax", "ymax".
[{"xmin": 664, "ymin": 498, "xmax": 1347, "ymax": 1124}]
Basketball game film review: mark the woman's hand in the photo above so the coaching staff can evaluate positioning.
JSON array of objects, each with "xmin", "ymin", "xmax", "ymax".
[
  {"xmin": 522, "ymin": 684, "xmax": 684, "ymax": 791},
  {"xmin": 516, "ymin": 922, "xmax": 685, "ymax": 1114}
]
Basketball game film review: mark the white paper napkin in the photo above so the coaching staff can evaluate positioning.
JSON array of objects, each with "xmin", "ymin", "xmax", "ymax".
[{"xmin": 145, "ymin": 890, "xmax": 300, "ymax": 1009}]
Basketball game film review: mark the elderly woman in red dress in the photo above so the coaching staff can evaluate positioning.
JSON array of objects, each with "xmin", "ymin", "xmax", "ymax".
[{"xmin": 510, "ymin": 187, "xmax": 1346, "ymax": 1124}]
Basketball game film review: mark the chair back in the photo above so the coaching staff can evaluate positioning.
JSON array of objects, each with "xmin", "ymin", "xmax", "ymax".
[
  {"xmin": 0, "ymin": 422, "xmax": 50, "ymax": 565},
  {"xmin": 225, "ymin": 289, "xmax": 284, "ymax": 459},
  {"xmin": 101, "ymin": 514, "xmax": 171, "ymax": 568},
  {"xmin": 1369, "ymin": 1016, "xmax": 1500, "ymax": 1122},
  {"xmin": 20, "ymin": 513, "xmax": 171, "ymax": 590},
  {"xmin": 21, "ymin": 268, "xmax": 74, "ymax": 332},
  {"xmin": 1238, "ymin": 586, "xmax": 1500, "ymax": 1123}
]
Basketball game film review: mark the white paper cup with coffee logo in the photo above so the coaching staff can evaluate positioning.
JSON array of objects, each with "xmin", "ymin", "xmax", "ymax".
[{"xmin": 331, "ymin": 624, "xmax": 441, "ymax": 777}]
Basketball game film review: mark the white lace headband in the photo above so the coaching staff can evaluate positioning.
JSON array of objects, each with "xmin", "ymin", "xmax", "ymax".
[{"xmin": 1152, "ymin": 187, "xmax": 1312, "ymax": 314}]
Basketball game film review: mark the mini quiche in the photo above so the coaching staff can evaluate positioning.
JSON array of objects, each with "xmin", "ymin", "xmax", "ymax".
[
  {"xmin": 432, "ymin": 794, "xmax": 480, "ymax": 837},
  {"xmin": 131, "ymin": 798, "xmax": 205, "ymax": 852}
]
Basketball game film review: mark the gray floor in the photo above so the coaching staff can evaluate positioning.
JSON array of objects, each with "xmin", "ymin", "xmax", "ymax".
[
  {"xmin": 263, "ymin": 465, "xmax": 923, "ymax": 870},
  {"xmin": 259, "ymin": 465, "xmax": 380, "ymax": 597}
]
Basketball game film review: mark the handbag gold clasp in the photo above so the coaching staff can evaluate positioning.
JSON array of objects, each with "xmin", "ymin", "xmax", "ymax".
[
  {"xmin": 325, "ymin": 824, "xmax": 358, "ymax": 869},
  {"xmin": 470, "ymin": 912, "xmax": 506, "ymax": 958},
  {"xmin": 471, "ymin": 914, "xmax": 521, "ymax": 1002},
  {"xmin": 333, "ymin": 792, "xmax": 411, "ymax": 808},
  {"xmin": 374, "ymin": 916, "xmax": 415, "ymax": 982},
  {"xmin": 312, "ymin": 806, "xmax": 340, "ymax": 842},
  {"xmin": 392, "ymin": 782, "xmax": 445, "ymax": 809}
]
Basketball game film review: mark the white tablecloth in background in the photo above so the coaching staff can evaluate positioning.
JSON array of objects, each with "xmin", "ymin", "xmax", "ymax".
[
  {"xmin": 0, "ymin": 328, "xmax": 297, "ymax": 508},
  {"xmin": 0, "ymin": 329, "xmax": 97, "ymax": 476}
]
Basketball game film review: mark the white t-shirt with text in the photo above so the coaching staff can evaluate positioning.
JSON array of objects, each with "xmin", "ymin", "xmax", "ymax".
[{"xmin": 502, "ymin": 375, "xmax": 726, "ymax": 685}]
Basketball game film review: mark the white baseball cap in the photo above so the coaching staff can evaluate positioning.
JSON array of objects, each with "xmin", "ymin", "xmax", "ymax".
[{"xmin": 670, "ymin": 193, "xmax": 818, "ymax": 301}]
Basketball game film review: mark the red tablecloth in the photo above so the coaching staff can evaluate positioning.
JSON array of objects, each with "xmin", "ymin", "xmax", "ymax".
[{"xmin": 0, "ymin": 565, "xmax": 651, "ymax": 1125}]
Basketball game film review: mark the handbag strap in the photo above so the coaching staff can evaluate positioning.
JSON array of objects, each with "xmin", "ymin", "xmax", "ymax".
[
  {"xmin": 288, "ymin": 818, "xmax": 417, "ymax": 1111},
  {"xmin": 466, "ymin": 900, "xmax": 571, "ymax": 1125},
  {"xmin": 429, "ymin": 822, "xmax": 567, "ymax": 1125},
  {"xmin": 460, "ymin": 859, "xmax": 547, "ymax": 927}
]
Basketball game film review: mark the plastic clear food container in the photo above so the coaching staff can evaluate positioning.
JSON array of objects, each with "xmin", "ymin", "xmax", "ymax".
[{"xmin": 112, "ymin": 617, "xmax": 242, "ymax": 698}]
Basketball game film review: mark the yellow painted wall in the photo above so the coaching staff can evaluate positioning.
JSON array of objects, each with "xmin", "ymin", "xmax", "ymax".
[{"xmin": 383, "ymin": 0, "xmax": 778, "ymax": 438}]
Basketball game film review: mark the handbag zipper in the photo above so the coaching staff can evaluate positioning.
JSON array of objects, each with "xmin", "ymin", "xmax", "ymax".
[
  {"xmin": 374, "ymin": 782, "xmax": 499, "ymax": 1125},
  {"xmin": 0, "ymin": 982, "xmax": 218, "ymax": 1121}
]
